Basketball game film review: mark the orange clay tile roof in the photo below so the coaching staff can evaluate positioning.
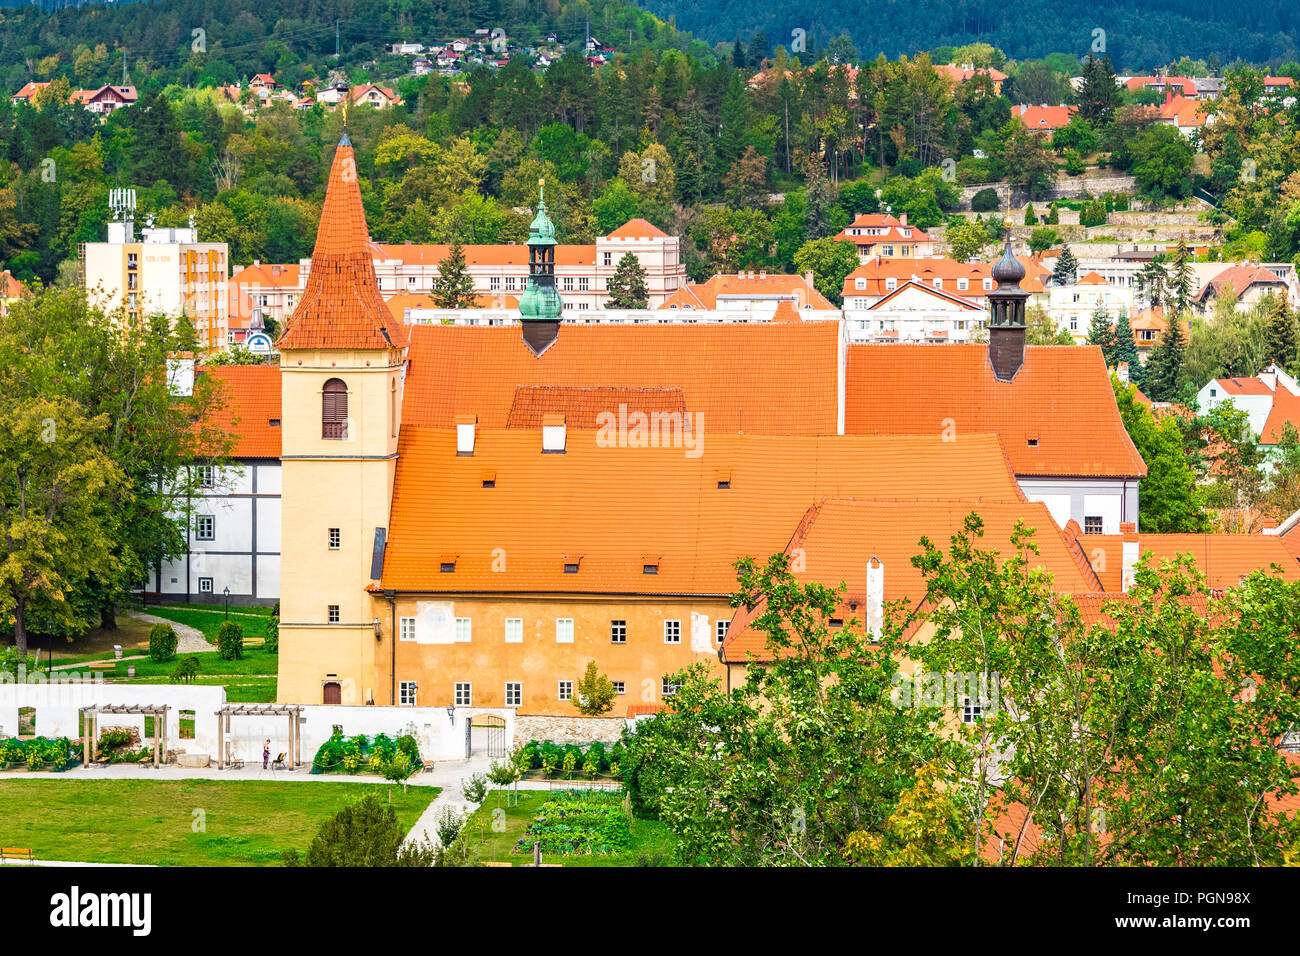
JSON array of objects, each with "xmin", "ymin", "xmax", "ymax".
[
  {"xmin": 1124, "ymin": 76, "xmax": 1198, "ymax": 95},
  {"xmin": 380, "ymin": 431, "xmax": 1025, "ymax": 593},
  {"xmin": 383, "ymin": 292, "xmax": 438, "ymax": 320},
  {"xmin": 841, "ymin": 256, "xmax": 1047, "ymax": 298},
  {"xmin": 276, "ymin": 136, "xmax": 408, "ymax": 351},
  {"xmin": 769, "ymin": 300, "xmax": 803, "ymax": 323},
  {"xmin": 605, "ymin": 218, "xmax": 668, "ymax": 239},
  {"xmin": 400, "ymin": 322, "xmax": 840, "ymax": 435},
  {"xmin": 196, "ymin": 364, "xmax": 282, "ymax": 458},
  {"xmin": 1214, "ymin": 376, "xmax": 1276, "ymax": 396},
  {"xmin": 835, "ymin": 213, "xmax": 933, "ymax": 244},
  {"xmin": 1080, "ymin": 533, "xmax": 1300, "ymax": 592},
  {"xmin": 934, "ymin": 64, "xmax": 1008, "ymax": 84},
  {"xmin": 1011, "ymin": 104, "xmax": 1076, "ymax": 130},
  {"xmin": 721, "ymin": 498, "xmax": 1093, "ymax": 661},
  {"xmin": 505, "ymin": 386, "xmax": 686, "ymax": 428},
  {"xmin": 1195, "ymin": 264, "xmax": 1287, "ymax": 302},
  {"xmin": 1159, "ymin": 94, "xmax": 1208, "ymax": 127},
  {"xmin": 0, "ymin": 270, "xmax": 24, "ymax": 298},
  {"xmin": 229, "ymin": 262, "xmax": 302, "ymax": 288},
  {"xmin": 845, "ymin": 344, "xmax": 1147, "ymax": 478},
  {"xmin": 1261, "ymin": 388, "xmax": 1300, "ymax": 444},
  {"xmin": 1076, "ymin": 271, "xmax": 1108, "ymax": 285},
  {"xmin": 659, "ymin": 272, "xmax": 835, "ymax": 311}
]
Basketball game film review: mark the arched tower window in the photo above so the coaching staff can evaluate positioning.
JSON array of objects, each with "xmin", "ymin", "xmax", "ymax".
[{"xmin": 322, "ymin": 378, "xmax": 348, "ymax": 440}]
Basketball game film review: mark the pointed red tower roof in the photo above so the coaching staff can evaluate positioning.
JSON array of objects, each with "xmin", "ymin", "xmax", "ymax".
[{"xmin": 276, "ymin": 133, "xmax": 408, "ymax": 351}]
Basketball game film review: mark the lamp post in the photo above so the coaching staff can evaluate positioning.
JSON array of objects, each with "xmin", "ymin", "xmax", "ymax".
[
  {"xmin": 223, "ymin": 586, "xmax": 230, "ymax": 620},
  {"xmin": 446, "ymin": 703, "xmax": 455, "ymax": 726}
]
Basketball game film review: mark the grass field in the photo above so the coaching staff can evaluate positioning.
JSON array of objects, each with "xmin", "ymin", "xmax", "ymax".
[
  {"xmin": 0, "ymin": 779, "xmax": 438, "ymax": 866},
  {"xmin": 147, "ymin": 604, "xmax": 274, "ymax": 642},
  {"xmin": 103, "ymin": 645, "xmax": 279, "ymax": 702},
  {"xmin": 459, "ymin": 789, "xmax": 676, "ymax": 867}
]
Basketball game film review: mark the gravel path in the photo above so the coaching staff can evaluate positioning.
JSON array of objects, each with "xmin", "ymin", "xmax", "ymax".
[{"xmin": 121, "ymin": 611, "xmax": 211, "ymax": 654}]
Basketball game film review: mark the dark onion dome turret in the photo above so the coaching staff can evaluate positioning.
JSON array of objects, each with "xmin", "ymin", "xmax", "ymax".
[{"xmin": 991, "ymin": 231, "xmax": 1026, "ymax": 287}]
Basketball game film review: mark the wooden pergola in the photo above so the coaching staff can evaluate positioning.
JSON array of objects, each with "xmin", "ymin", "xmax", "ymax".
[
  {"xmin": 80, "ymin": 704, "xmax": 171, "ymax": 768},
  {"xmin": 216, "ymin": 704, "xmax": 305, "ymax": 769}
]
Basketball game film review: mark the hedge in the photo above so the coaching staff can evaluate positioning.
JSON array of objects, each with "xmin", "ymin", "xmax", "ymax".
[
  {"xmin": 148, "ymin": 622, "xmax": 178, "ymax": 663},
  {"xmin": 216, "ymin": 620, "xmax": 244, "ymax": 660}
]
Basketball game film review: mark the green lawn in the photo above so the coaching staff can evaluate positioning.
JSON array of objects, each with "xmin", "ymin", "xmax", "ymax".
[
  {"xmin": 0, "ymin": 779, "xmax": 438, "ymax": 866},
  {"xmin": 147, "ymin": 604, "xmax": 273, "ymax": 641},
  {"xmin": 103, "ymin": 645, "xmax": 279, "ymax": 702},
  {"xmin": 460, "ymin": 789, "xmax": 676, "ymax": 867}
]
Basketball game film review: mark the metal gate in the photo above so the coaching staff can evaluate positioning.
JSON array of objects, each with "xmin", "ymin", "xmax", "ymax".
[{"xmin": 470, "ymin": 715, "xmax": 508, "ymax": 758}]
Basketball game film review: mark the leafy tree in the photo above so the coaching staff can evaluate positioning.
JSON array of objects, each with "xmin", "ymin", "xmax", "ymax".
[
  {"xmin": 793, "ymin": 237, "xmax": 860, "ymax": 306},
  {"xmin": 1028, "ymin": 227, "xmax": 1058, "ymax": 255},
  {"xmin": 216, "ymin": 620, "xmax": 244, "ymax": 661},
  {"xmin": 1112, "ymin": 376, "xmax": 1208, "ymax": 532},
  {"xmin": 1202, "ymin": 399, "xmax": 1266, "ymax": 530},
  {"xmin": 621, "ymin": 552, "xmax": 950, "ymax": 865},
  {"xmin": 148, "ymin": 623, "xmax": 178, "ymax": 663},
  {"xmin": 1112, "ymin": 313, "xmax": 1144, "ymax": 386},
  {"xmin": 605, "ymin": 252, "xmax": 650, "ymax": 310},
  {"xmin": 946, "ymin": 219, "xmax": 990, "ymax": 262},
  {"xmin": 573, "ymin": 660, "xmax": 616, "ymax": 716},
  {"xmin": 971, "ymin": 188, "xmax": 1000, "ymax": 212},
  {"xmin": 1051, "ymin": 245, "xmax": 1077, "ymax": 285},
  {"xmin": 1026, "ymin": 306, "xmax": 1073, "ymax": 345},
  {"xmin": 592, "ymin": 178, "xmax": 641, "ymax": 236},
  {"xmin": 994, "ymin": 121, "xmax": 1057, "ymax": 198},
  {"xmin": 431, "ymin": 238, "xmax": 476, "ymax": 309},
  {"xmin": 842, "ymin": 764, "xmax": 973, "ymax": 866},
  {"xmin": 1131, "ymin": 125, "xmax": 1194, "ymax": 199},
  {"xmin": 283, "ymin": 794, "xmax": 436, "ymax": 867}
]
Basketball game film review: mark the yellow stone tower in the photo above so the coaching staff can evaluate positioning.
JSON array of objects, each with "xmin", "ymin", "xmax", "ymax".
[{"xmin": 275, "ymin": 132, "xmax": 407, "ymax": 705}]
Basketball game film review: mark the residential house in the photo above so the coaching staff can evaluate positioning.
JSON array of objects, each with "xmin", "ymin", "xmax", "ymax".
[
  {"xmin": 934, "ymin": 63, "xmax": 1008, "ymax": 94},
  {"xmin": 1196, "ymin": 366, "xmax": 1300, "ymax": 459},
  {"xmin": 1049, "ymin": 271, "xmax": 1135, "ymax": 342},
  {"xmin": 1012, "ymin": 104, "xmax": 1076, "ymax": 136},
  {"xmin": 10, "ymin": 81, "xmax": 49, "ymax": 105},
  {"xmin": 1194, "ymin": 263, "xmax": 1290, "ymax": 313},
  {"xmin": 147, "ymin": 362, "xmax": 281, "ymax": 605},
  {"xmin": 69, "ymin": 85, "xmax": 137, "ymax": 115},
  {"xmin": 843, "ymin": 280, "xmax": 988, "ymax": 343},
  {"xmin": 834, "ymin": 214, "xmax": 937, "ymax": 262}
]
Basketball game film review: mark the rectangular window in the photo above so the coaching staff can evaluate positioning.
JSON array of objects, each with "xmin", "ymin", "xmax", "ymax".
[
  {"xmin": 610, "ymin": 620, "xmax": 626, "ymax": 644},
  {"xmin": 400, "ymin": 681, "xmax": 418, "ymax": 705},
  {"xmin": 612, "ymin": 681, "xmax": 626, "ymax": 695},
  {"xmin": 556, "ymin": 618, "xmax": 574, "ymax": 643},
  {"xmin": 505, "ymin": 682, "xmax": 522, "ymax": 707},
  {"xmin": 579, "ymin": 277, "xmax": 589, "ymax": 291},
  {"xmin": 664, "ymin": 620, "xmax": 681, "ymax": 644},
  {"xmin": 558, "ymin": 680, "xmax": 573, "ymax": 701},
  {"xmin": 455, "ymin": 617, "xmax": 472, "ymax": 643},
  {"xmin": 399, "ymin": 617, "xmax": 416, "ymax": 642},
  {"xmin": 195, "ymin": 515, "xmax": 215, "ymax": 540},
  {"xmin": 716, "ymin": 620, "xmax": 730, "ymax": 644},
  {"xmin": 603, "ymin": 252, "xmax": 612, "ymax": 266},
  {"xmin": 662, "ymin": 676, "xmax": 682, "ymax": 697},
  {"xmin": 328, "ymin": 527, "xmax": 340, "ymax": 550},
  {"xmin": 1084, "ymin": 516, "xmax": 1104, "ymax": 535},
  {"xmin": 505, "ymin": 617, "xmax": 523, "ymax": 643},
  {"xmin": 197, "ymin": 465, "xmax": 215, "ymax": 488},
  {"xmin": 962, "ymin": 696, "xmax": 982, "ymax": 724},
  {"xmin": 454, "ymin": 682, "xmax": 472, "ymax": 706},
  {"xmin": 328, "ymin": 605, "xmax": 340, "ymax": 623},
  {"xmin": 563, "ymin": 277, "xmax": 574, "ymax": 292},
  {"xmin": 489, "ymin": 276, "xmax": 500, "ymax": 291},
  {"xmin": 198, "ymin": 577, "xmax": 213, "ymax": 593}
]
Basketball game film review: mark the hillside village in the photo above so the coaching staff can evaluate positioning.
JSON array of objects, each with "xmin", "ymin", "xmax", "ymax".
[{"xmin": 5, "ymin": 2, "xmax": 1300, "ymax": 877}]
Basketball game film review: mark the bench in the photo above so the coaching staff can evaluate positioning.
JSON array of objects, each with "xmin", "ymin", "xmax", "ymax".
[
  {"xmin": 87, "ymin": 663, "xmax": 116, "ymax": 673},
  {"xmin": 0, "ymin": 848, "xmax": 34, "ymax": 864}
]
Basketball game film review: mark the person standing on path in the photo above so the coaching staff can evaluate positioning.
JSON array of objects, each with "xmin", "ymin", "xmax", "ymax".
[{"xmin": 263, "ymin": 740, "xmax": 271, "ymax": 770}]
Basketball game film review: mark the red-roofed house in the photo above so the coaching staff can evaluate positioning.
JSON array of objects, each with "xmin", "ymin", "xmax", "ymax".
[
  {"xmin": 10, "ymin": 81, "xmax": 49, "ymax": 105},
  {"xmin": 1194, "ymin": 264, "xmax": 1290, "ymax": 313},
  {"xmin": 145, "ymin": 362, "xmax": 282, "ymax": 605},
  {"xmin": 1048, "ymin": 271, "xmax": 1134, "ymax": 342},
  {"xmin": 835, "ymin": 214, "xmax": 937, "ymax": 262},
  {"xmin": 658, "ymin": 271, "xmax": 836, "ymax": 318},
  {"xmin": 1157, "ymin": 94, "xmax": 1209, "ymax": 135},
  {"xmin": 0, "ymin": 270, "xmax": 25, "ymax": 316},
  {"xmin": 70, "ymin": 85, "xmax": 137, "ymax": 115},
  {"xmin": 1196, "ymin": 365, "xmax": 1300, "ymax": 450},
  {"xmin": 1012, "ymin": 104, "xmax": 1076, "ymax": 136},
  {"xmin": 845, "ymin": 343, "xmax": 1147, "ymax": 533},
  {"xmin": 935, "ymin": 63, "xmax": 1008, "ymax": 93}
]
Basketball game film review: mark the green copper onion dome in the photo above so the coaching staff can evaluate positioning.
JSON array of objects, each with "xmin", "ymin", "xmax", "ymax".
[{"xmin": 520, "ymin": 179, "xmax": 563, "ymax": 323}]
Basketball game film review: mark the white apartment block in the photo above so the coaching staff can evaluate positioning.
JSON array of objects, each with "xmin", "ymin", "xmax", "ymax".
[{"xmin": 84, "ymin": 219, "xmax": 230, "ymax": 350}]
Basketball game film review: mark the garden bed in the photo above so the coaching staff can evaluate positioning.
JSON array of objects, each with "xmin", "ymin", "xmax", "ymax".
[
  {"xmin": 515, "ymin": 790, "xmax": 632, "ymax": 856},
  {"xmin": 0, "ymin": 737, "xmax": 78, "ymax": 772},
  {"xmin": 516, "ymin": 739, "xmax": 626, "ymax": 781}
]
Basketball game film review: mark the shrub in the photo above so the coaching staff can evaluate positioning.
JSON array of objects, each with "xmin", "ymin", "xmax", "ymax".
[
  {"xmin": 283, "ymin": 794, "xmax": 437, "ymax": 867},
  {"xmin": 147, "ymin": 622, "xmax": 178, "ymax": 662},
  {"xmin": 216, "ymin": 620, "xmax": 244, "ymax": 660},
  {"xmin": 435, "ymin": 805, "xmax": 465, "ymax": 848},
  {"xmin": 971, "ymin": 187, "xmax": 1000, "ymax": 212},
  {"xmin": 1063, "ymin": 149, "xmax": 1085, "ymax": 175}
]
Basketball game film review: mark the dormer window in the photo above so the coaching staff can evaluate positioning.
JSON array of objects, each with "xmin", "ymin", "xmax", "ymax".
[
  {"xmin": 643, "ymin": 563, "xmax": 659, "ymax": 575},
  {"xmin": 322, "ymin": 378, "xmax": 348, "ymax": 440},
  {"xmin": 440, "ymin": 561, "xmax": 456, "ymax": 573}
]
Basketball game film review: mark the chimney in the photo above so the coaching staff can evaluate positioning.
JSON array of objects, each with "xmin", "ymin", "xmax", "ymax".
[
  {"xmin": 1120, "ymin": 523, "xmax": 1139, "ymax": 592},
  {"xmin": 455, "ymin": 414, "xmax": 476, "ymax": 455},
  {"xmin": 1117, "ymin": 361, "xmax": 1130, "ymax": 384},
  {"xmin": 865, "ymin": 556, "xmax": 884, "ymax": 640},
  {"xmin": 899, "ymin": 212, "xmax": 908, "ymax": 227},
  {"xmin": 1261, "ymin": 367, "xmax": 1278, "ymax": 392},
  {"xmin": 542, "ymin": 413, "xmax": 566, "ymax": 453}
]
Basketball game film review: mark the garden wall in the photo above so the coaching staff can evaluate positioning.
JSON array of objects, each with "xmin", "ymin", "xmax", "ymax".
[
  {"xmin": 515, "ymin": 715, "xmax": 627, "ymax": 744},
  {"xmin": 0, "ymin": 679, "xmax": 514, "ymax": 766}
]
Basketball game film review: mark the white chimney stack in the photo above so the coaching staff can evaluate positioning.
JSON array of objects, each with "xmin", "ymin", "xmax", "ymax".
[
  {"xmin": 865, "ymin": 556, "xmax": 884, "ymax": 639},
  {"xmin": 542, "ymin": 413, "xmax": 566, "ymax": 453},
  {"xmin": 456, "ymin": 414, "xmax": 476, "ymax": 455},
  {"xmin": 1117, "ymin": 361, "xmax": 1129, "ymax": 384}
]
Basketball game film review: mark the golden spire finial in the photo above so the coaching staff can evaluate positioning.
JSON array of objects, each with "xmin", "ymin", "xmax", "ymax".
[{"xmin": 341, "ymin": 95, "xmax": 348, "ymax": 128}]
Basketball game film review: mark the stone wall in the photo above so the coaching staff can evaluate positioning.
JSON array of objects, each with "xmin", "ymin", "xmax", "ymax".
[{"xmin": 515, "ymin": 715, "xmax": 627, "ymax": 745}]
